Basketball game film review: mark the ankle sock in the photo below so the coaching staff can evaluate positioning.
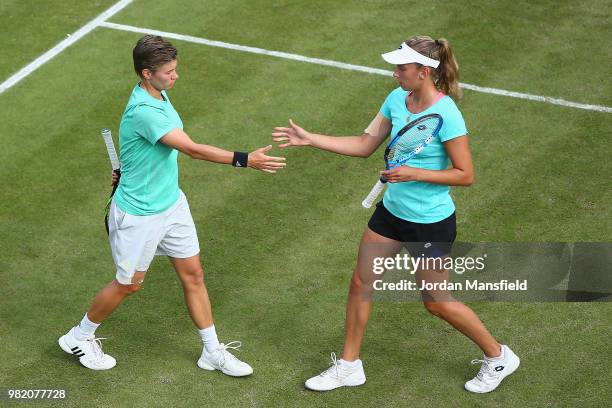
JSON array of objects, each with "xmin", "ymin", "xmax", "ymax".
[
  {"xmin": 199, "ymin": 325, "xmax": 220, "ymax": 352},
  {"xmin": 75, "ymin": 313, "xmax": 100, "ymax": 340}
]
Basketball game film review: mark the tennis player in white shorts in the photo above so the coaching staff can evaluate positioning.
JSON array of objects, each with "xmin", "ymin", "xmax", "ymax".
[
  {"xmin": 108, "ymin": 190, "xmax": 199, "ymax": 285},
  {"xmin": 58, "ymin": 35, "xmax": 286, "ymax": 375}
]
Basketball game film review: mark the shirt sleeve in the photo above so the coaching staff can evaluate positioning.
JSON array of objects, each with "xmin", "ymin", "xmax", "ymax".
[
  {"xmin": 439, "ymin": 104, "xmax": 468, "ymax": 142},
  {"xmin": 379, "ymin": 93, "xmax": 392, "ymax": 119},
  {"xmin": 364, "ymin": 112, "xmax": 391, "ymax": 138},
  {"xmin": 133, "ymin": 104, "xmax": 177, "ymax": 144}
]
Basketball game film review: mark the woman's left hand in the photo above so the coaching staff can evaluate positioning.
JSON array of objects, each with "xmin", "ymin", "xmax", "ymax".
[
  {"xmin": 111, "ymin": 170, "xmax": 120, "ymax": 186},
  {"xmin": 380, "ymin": 166, "xmax": 421, "ymax": 183}
]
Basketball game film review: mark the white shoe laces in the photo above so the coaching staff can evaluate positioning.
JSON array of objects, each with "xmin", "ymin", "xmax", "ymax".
[
  {"xmin": 86, "ymin": 337, "xmax": 108, "ymax": 360},
  {"xmin": 320, "ymin": 352, "xmax": 341, "ymax": 378},
  {"xmin": 215, "ymin": 341, "xmax": 242, "ymax": 368},
  {"xmin": 471, "ymin": 359, "xmax": 499, "ymax": 383}
]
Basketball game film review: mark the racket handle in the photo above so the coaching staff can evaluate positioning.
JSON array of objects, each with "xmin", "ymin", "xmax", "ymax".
[
  {"xmin": 362, "ymin": 179, "xmax": 385, "ymax": 208},
  {"xmin": 101, "ymin": 128, "xmax": 120, "ymax": 171}
]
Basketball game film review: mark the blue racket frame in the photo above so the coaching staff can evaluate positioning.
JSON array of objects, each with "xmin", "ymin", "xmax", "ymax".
[{"xmin": 382, "ymin": 113, "xmax": 443, "ymax": 178}]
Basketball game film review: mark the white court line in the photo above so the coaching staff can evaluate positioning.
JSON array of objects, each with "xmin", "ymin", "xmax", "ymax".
[
  {"xmin": 99, "ymin": 21, "xmax": 612, "ymax": 114},
  {"xmin": 0, "ymin": 0, "xmax": 133, "ymax": 94}
]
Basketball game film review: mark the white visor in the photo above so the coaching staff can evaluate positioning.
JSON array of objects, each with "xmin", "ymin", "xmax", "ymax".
[{"xmin": 381, "ymin": 43, "xmax": 440, "ymax": 68}]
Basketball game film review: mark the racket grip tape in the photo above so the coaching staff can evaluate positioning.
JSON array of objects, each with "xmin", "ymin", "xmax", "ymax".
[
  {"xmin": 101, "ymin": 128, "xmax": 121, "ymax": 171},
  {"xmin": 362, "ymin": 179, "xmax": 385, "ymax": 208}
]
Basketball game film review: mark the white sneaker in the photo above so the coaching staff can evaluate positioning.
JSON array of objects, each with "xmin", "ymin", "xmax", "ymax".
[
  {"xmin": 305, "ymin": 352, "xmax": 366, "ymax": 391},
  {"xmin": 465, "ymin": 345, "xmax": 520, "ymax": 393},
  {"xmin": 197, "ymin": 341, "xmax": 253, "ymax": 377},
  {"xmin": 58, "ymin": 327, "xmax": 116, "ymax": 370}
]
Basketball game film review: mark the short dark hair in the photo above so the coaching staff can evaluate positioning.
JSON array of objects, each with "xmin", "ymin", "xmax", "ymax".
[{"xmin": 132, "ymin": 35, "xmax": 177, "ymax": 78}]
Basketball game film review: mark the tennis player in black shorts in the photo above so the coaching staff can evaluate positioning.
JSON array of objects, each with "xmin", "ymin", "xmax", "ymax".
[{"xmin": 273, "ymin": 35, "xmax": 519, "ymax": 393}]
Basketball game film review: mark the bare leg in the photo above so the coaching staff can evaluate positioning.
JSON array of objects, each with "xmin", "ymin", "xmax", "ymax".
[
  {"xmin": 340, "ymin": 234, "xmax": 502, "ymax": 360},
  {"xmin": 342, "ymin": 228, "xmax": 403, "ymax": 361},
  {"xmin": 417, "ymin": 267, "xmax": 501, "ymax": 358},
  {"xmin": 87, "ymin": 272, "xmax": 146, "ymax": 323},
  {"xmin": 170, "ymin": 255, "xmax": 213, "ymax": 329}
]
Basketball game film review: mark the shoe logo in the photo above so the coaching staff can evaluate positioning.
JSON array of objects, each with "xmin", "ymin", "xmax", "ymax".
[
  {"xmin": 494, "ymin": 365, "xmax": 505, "ymax": 372},
  {"xmin": 71, "ymin": 346, "xmax": 85, "ymax": 357}
]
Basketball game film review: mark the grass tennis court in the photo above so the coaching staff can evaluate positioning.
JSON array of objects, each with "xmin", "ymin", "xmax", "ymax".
[{"xmin": 1, "ymin": 0, "xmax": 611, "ymax": 406}]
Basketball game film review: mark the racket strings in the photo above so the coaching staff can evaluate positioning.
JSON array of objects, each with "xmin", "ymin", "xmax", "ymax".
[{"xmin": 387, "ymin": 119, "xmax": 441, "ymax": 165}]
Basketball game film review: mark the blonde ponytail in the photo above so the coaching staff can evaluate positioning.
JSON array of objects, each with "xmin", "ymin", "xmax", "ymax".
[{"xmin": 405, "ymin": 36, "xmax": 462, "ymax": 100}]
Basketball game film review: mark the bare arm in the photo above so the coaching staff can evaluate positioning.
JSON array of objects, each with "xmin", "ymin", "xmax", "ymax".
[
  {"xmin": 272, "ymin": 114, "xmax": 391, "ymax": 158},
  {"xmin": 381, "ymin": 135, "xmax": 474, "ymax": 186},
  {"xmin": 160, "ymin": 128, "xmax": 286, "ymax": 173}
]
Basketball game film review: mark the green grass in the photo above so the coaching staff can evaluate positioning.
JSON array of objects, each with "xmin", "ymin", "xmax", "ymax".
[
  {"xmin": 0, "ymin": 0, "xmax": 118, "ymax": 81},
  {"xmin": 111, "ymin": 0, "xmax": 612, "ymax": 106},
  {"xmin": 1, "ymin": 1, "xmax": 611, "ymax": 407}
]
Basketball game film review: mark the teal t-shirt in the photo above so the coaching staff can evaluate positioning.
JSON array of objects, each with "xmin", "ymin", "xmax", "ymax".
[
  {"xmin": 114, "ymin": 83, "xmax": 183, "ymax": 215},
  {"xmin": 380, "ymin": 87, "xmax": 468, "ymax": 223}
]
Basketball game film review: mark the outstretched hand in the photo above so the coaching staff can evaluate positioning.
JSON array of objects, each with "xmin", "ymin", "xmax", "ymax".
[
  {"xmin": 248, "ymin": 145, "xmax": 287, "ymax": 174},
  {"xmin": 272, "ymin": 119, "xmax": 311, "ymax": 148}
]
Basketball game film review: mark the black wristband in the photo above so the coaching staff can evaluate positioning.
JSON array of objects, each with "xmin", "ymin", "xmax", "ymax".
[{"xmin": 232, "ymin": 151, "xmax": 248, "ymax": 168}]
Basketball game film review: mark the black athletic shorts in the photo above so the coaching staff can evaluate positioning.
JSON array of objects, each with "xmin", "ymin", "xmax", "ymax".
[{"xmin": 367, "ymin": 201, "xmax": 457, "ymax": 257}]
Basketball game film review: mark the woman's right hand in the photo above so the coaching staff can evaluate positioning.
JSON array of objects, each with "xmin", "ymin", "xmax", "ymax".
[{"xmin": 272, "ymin": 119, "xmax": 311, "ymax": 148}]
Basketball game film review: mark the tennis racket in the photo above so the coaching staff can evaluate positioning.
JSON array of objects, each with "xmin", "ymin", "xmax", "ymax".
[
  {"xmin": 361, "ymin": 113, "xmax": 443, "ymax": 208},
  {"xmin": 101, "ymin": 128, "xmax": 121, "ymax": 234}
]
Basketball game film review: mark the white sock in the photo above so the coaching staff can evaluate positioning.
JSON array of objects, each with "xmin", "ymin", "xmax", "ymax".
[
  {"xmin": 340, "ymin": 358, "xmax": 361, "ymax": 368},
  {"xmin": 199, "ymin": 325, "xmax": 220, "ymax": 352},
  {"xmin": 75, "ymin": 313, "xmax": 100, "ymax": 340}
]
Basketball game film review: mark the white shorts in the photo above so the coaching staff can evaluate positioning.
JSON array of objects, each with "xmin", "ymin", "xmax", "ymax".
[{"xmin": 108, "ymin": 190, "xmax": 200, "ymax": 285}]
